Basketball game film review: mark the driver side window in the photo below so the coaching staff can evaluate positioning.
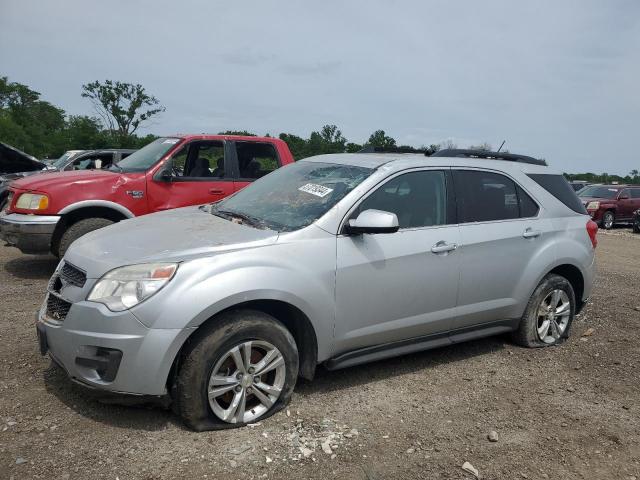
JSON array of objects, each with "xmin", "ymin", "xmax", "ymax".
[
  {"xmin": 355, "ymin": 170, "xmax": 448, "ymax": 229},
  {"xmin": 167, "ymin": 141, "xmax": 225, "ymax": 179}
]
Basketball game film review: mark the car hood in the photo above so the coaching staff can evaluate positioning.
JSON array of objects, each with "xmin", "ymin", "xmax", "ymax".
[
  {"xmin": 0, "ymin": 142, "xmax": 44, "ymax": 174},
  {"xmin": 0, "ymin": 170, "xmax": 46, "ymax": 184},
  {"xmin": 10, "ymin": 169, "xmax": 119, "ymax": 192},
  {"xmin": 64, "ymin": 206, "xmax": 279, "ymax": 278}
]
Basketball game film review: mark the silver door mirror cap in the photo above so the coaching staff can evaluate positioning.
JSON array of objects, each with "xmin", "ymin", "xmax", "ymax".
[{"xmin": 345, "ymin": 209, "xmax": 399, "ymax": 235}]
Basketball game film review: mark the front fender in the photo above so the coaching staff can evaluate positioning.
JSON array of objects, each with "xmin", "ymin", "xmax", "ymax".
[{"xmin": 131, "ymin": 242, "xmax": 337, "ymax": 361}]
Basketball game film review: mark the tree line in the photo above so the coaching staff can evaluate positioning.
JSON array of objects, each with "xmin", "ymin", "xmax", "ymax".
[{"xmin": 0, "ymin": 75, "xmax": 637, "ymax": 183}]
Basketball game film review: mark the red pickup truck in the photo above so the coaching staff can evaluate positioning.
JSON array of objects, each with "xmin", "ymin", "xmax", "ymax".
[{"xmin": 0, "ymin": 134, "xmax": 294, "ymax": 257}]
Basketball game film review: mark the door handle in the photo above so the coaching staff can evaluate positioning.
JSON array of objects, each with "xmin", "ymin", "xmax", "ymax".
[
  {"xmin": 431, "ymin": 241, "xmax": 457, "ymax": 254},
  {"xmin": 522, "ymin": 228, "xmax": 541, "ymax": 239},
  {"xmin": 209, "ymin": 188, "xmax": 224, "ymax": 195}
]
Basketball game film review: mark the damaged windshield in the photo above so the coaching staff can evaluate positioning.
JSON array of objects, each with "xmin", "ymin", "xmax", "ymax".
[
  {"xmin": 110, "ymin": 137, "xmax": 181, "ymax": 172},
  {"xmin": 213, "ymin": 161, "xmax": 373, "ymax": 231}
]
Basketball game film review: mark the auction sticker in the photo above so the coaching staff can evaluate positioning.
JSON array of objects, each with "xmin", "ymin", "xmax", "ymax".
[{"xmin": 298, "ymin": 183, "xmax": 333, "ymax": 198}]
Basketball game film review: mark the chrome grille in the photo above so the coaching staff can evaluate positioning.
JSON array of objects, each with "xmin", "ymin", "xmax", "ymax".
[
  {"xmin": 60, "ymin": 262, "xmax": 86, "ymax": 288},
  {"xmin": 46, "ymin": 294, "xmax": 72, "ymax": 321}
]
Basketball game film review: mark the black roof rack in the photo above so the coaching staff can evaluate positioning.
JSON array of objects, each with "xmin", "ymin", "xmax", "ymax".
[
  {"xmin": 432, "ymin": 149, "xmax": 546, "ymax": 166},
  {"xmin": 357, "ymin": 146, "xmax": 429, "ymax": 154}
]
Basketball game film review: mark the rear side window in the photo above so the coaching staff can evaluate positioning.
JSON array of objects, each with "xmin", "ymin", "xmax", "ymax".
[
  {"xmin": 528, "ymin": 174, "xmax": 587, "ymax": 214},
  {"xmin": 453, "ymin": 170, "xmax": 537, "ymax": 222},
  {"xmin": 236, "ymin": 142, "xmax": 280, "ymax": 179}
]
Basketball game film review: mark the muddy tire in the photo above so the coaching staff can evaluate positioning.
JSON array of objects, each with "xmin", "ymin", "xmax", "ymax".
[
  {"xmin": 175, "ymin": 310, "xmax": 299, "ymax": 431},
  {"xmin": 512, "ymin": 274, "xmax": 576, "ymax": 348},
  {"xmin": 56, "ymin": 217, "xmax": 114, "ymax": 258}
]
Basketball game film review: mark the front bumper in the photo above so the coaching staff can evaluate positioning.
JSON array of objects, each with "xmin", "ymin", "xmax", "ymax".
[
  {"xmin": 0, "ymin": 212, "xmax": 60, "ymax": 254},
  {"xmin": 36, "ymin": 299, "xmax": 193, "ymax": 396}
]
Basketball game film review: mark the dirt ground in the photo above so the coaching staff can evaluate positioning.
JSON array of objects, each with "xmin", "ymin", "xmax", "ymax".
[{"xmin": 0, "ymin": 230, "xmax": 639, "ymax": 480}]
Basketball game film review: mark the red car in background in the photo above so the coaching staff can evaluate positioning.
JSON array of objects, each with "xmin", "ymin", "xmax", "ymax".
[
  {"xmin": 0, "ymin": 135, "xmax": 294, "ymax": 257},
  {"xmin": 577, "ymin": 184, "xmax": 640, "ymax": 229}
]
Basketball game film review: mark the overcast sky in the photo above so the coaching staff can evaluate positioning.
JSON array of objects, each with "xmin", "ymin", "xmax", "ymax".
[{"xmin": 1, "ymin": 0, "xmax": 639, "ymax": 174}]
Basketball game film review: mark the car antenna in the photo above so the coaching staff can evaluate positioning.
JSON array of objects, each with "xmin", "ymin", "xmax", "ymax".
[{"xmin": 496, "ymin": 140, "xmax": 506, "ymax": 153}]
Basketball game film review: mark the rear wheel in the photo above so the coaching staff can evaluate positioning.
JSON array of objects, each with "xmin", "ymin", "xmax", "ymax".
[
  {"xmin": 601, "ymin": 210, "xmax": 615, "ymax": 230},
  {"xmin": 512, "ymin": 274, "xmax": 576, "ymax": 347},
  {"xmin": 55, "ymin": 217, "xmax": 114, "ymax": 258},
  {"xmin": 175, "ymin": 310, "xmax": 299, "ymax": 431}
]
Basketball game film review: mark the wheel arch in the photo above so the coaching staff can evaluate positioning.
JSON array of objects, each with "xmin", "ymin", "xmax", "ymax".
[
  {"xmin": 547, "ymin": 263, "xmax": 585, "ymax": 313},
  {"xmin": 51, "ymin": 203, "xmax": 131, "ymax": 254},
  {"xmin": 168, "ymin": 299, "xmax": 319, "ymax": 394}
]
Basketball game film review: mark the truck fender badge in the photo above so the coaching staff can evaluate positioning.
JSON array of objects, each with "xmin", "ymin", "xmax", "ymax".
[{"xmin": 126, "ymin": 190, "xmax": 144, "ymax": 199}]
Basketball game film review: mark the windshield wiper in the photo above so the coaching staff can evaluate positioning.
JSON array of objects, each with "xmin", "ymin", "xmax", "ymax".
[{"xmin": 212, "ymin": 208, "xmax": 264, "ymax": 229}]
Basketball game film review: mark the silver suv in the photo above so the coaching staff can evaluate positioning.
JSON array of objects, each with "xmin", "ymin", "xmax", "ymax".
[{"xmin": 36, "ymin": 149, "xmax": 597, "ymax": 430}]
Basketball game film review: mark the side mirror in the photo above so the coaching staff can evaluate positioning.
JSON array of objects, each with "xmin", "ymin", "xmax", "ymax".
[
  {"xmin": 344, "ymin": 209, "xmax": 399, "ymax": 235},
  {"xmin": 156, "ymin": 169, "xmax": 173, "ymax": 182}
]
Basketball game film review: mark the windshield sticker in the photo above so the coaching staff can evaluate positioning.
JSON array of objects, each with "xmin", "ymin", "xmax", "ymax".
[
  {"xmin": 298, "ymin": 183, "xmax": 334, "ymax": 198},
  {"xmin": 162, "ymin": 139, "xmax": 179, "ymax": 144}
]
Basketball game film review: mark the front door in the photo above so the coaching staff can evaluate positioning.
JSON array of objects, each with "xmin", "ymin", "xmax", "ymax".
[
  {"xmin": 146, "ymin": 140, "xmax": 235, "ymax": 211},
  {"xmin": 334, "ymin": 169, "xmax": 460, "ymax": 354}
]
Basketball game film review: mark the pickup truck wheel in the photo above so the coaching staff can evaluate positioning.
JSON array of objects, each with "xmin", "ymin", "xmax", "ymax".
[
  {"xmin": 56, "ymin": 217, "xmax": 114, "ymax": 258},
  {"xmin": 600, "ymin": 211, "xmax": 615, "ymax": 230},
  {"xmin": 633, "ymin": 218, "xmax": 640, "ymax": 233},
  {"xmin": 512, "ymin": 274, "xmax": 575, "ymax": 348},
  {"xmin": 175, "ymin": 310, "xmax": 299, "ymax": 431}
]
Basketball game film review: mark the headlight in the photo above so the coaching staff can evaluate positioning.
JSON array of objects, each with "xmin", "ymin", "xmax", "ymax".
[
  {"xmin": 87, "ymin": 263, "xmax": 178, "ymax": 311},
  {"xmin": 586, "ymin": 201, "xmax": 600, "ymax": 210},
  {"xmin": 15, "ymin": 193, "xmax": 49, "ymax": 210}
]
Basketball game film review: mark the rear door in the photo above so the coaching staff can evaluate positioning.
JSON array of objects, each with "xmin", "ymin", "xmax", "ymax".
[
  {"xmin": 231, "ymin": 141, "xmax": 282, "ymax": 193},
  {"xmin": 334, "ymin": 169, "xmax": 460, "ymax": 354},
  {"xmin": 451, "ymin": 169, "xmax": 548, "ymax": 330},
  {"xmin": 146, "ymin": 140, "xmax": 235, "ymax": 211}
]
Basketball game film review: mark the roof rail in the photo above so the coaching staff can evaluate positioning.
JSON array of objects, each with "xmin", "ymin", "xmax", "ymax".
[
  {"xmin": 357, "ymin": 145, "xmax": 429, "ymax": 154},
  {"xmin": 432, "ymin": 149, "xmax": 546, "ymax": 166}
]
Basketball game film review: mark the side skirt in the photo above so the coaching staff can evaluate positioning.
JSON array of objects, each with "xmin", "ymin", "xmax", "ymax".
[{"xmin": 325, "ymin": 319, "xmax": 518, "ymax": 371}]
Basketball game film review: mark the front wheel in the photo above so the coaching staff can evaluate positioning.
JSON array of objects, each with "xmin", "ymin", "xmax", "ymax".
[
  {"xmin": 633, "ymin": 217, "xmax": 640, "ymax": 233},
  {"xmin": 175, "ymin": 310, "xmax": 299, "ymax": 431},
  {"xmin": 600, "ymin": 210, "xmax": 615, "ymax": 230},
  {"xmin": 55, "ymin": 217, "xmax": 114, "ymax": 257},
  {"xmin": 512, "ymin": 274, "xmax": 576, "ymax": 347}
]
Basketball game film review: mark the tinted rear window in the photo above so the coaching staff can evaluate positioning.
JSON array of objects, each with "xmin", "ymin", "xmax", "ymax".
[{"xmin": 527, "ymin": 174, "xmax": 587, "ymax": 214}]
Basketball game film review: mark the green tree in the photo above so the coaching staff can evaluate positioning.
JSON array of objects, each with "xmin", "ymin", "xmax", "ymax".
[
  {"xmin": 219, "ymin": 130, "xmax": 256, "ymax": 136},
  {"xmin": 367, "ymin": 129, "xmax": 396, "ymax": 149},
  {"xmin": 346, "ymin": 142, "xmax": 362, "ymax": 153},
  {"xmin": 81, "ymin": 80, "xmax": 165, "ymax": 139},
  {"xmin": 279, "ymin": 133, "xmax": 309, "ymax": 160}
]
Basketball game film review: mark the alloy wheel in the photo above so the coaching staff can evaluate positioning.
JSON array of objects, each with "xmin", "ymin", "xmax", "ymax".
[
  {"xmin": 603, "ymin": 212, "xmax": 614, "ymax": 229},
  {"xmin": 207, "ymin": 340, "xmax": 286, "ymax": 423},
  {"xmin": 536, "ymin": 289, "xmax": 571, "ymax": 344}
]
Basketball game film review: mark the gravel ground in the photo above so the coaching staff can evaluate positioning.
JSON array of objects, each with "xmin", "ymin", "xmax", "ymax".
[{"xmin": 1, "ymin": 230, "xmax": 639, "ymax": 480}]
